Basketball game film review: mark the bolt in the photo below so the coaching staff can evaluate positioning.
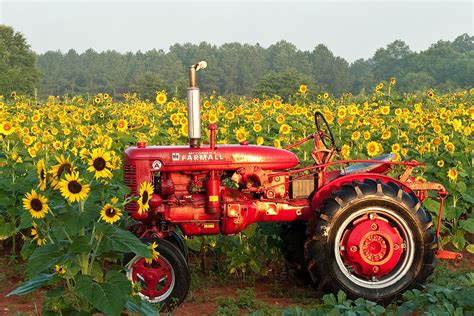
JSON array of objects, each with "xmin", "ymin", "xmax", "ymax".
[
  {"xmin": 372, "ymin": 265, "xmax": 380, "ymax": 273},
  {"xmin": 350, "ymin": 246, "xmax": 358, "ymax": 252},
  {"xmin": 401, "ymin": 242, "xmax": 407, "ymax": 249},
  {"xmin": 339, "ymin": 245, "xmax": 346, "ymax": 251},
  {"xmin": 393, "ymin": 244, "xmax": 400, "ymax": 251},
  {"xmin": 371, "ymin": 223, "xmax": 378, "ymax": 231},
  {"xmin": 369, "ymin": 213, "xmax": 375, "ymax": 220},
  {"xmin": 371, "ymin": 276, "xmax": 378, "ymax": 282}
]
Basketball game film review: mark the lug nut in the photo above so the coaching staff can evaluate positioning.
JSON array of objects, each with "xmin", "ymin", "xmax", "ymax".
[
  {"xmin": 372, "ymin": 265, "xmax": 380, "ymax": 273},
  {"xmin": 350, "ymin": 246, "xmax": 358, "ymax": 252},
  {"xmin": 393, "ymin": 244, "xmax": 400, "ymax": 251},
  {"xmin": 371, "ymin": 223, "xmax": 378, "ymax": 231}
]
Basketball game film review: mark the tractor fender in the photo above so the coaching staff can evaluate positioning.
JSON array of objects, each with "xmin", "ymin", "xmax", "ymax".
[{"xmin": 310, "ymin": 172, "xmax": 415, "ymax": 212}]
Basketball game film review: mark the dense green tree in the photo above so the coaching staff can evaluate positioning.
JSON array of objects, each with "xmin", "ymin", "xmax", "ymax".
[
  {"xmin": 252, "ymin": 70, "xmax": 312, "ymax": 101},
  {"xmin": 30, "ymin": 33, "xmax": 472, "ymax": 98},
  {"xmin": 0, "ymin": 25, "xmax": 40, "ymax": 96}
]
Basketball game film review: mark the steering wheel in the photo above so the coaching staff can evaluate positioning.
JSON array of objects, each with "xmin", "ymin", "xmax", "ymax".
[{"xmin": 314, "ymin": 111, "xmax": 336, "ymax": 150}]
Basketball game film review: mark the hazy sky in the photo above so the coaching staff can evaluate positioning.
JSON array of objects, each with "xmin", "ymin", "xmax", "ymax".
[{"xmin": 0, "ymin": 0, "xmax": 472, "ymax": 62}]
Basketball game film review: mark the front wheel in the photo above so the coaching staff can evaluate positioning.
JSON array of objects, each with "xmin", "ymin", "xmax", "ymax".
[
  {"xmin": 126, "ymin": 238, "xmax": 190, "ymax": 310},
  {"xmin": 305, "ymin": 179, "xmax": 437, "ymax": 302}
]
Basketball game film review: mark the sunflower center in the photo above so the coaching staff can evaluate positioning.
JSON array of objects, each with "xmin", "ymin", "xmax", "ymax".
[
  {"xmin": 141, "ymin": 191, "xmax": 149, "ymax": 204},
  {"xmin": 93, "ymin": 157, "xmax": 106, "ymax": 171},
  {"xmin": 68, "ymin": 180, "xmax": 82, "ymax": 194},
  {"xmin": 105, "ymin": 207, "xmax": 117, "ymax": 217},
  {"xmin": 57, "ymin": 163, "xmax": 72, "ymax": 178},
  {"xmin": 40, "ymin": 169, "xmax": 46, "ymax": 181},
  {"xmin": 31, "ymin": 198, "xmax": 43, "ymax": 212}
]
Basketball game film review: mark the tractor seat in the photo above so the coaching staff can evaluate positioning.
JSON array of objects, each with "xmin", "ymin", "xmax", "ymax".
[{"xmin": 340, "ymin": 154, "xmax": 396, "ymax": 176}]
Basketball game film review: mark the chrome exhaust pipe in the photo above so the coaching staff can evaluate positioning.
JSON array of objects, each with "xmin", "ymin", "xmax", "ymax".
[{"xmin": 187, "ymin": 61, "xmax": 207, "ymax": 148}]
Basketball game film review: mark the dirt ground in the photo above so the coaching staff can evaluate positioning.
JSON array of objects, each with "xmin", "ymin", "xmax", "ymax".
[{"xmin": 0, "ymin": 250, "xmax": 472, "ymax": 316}]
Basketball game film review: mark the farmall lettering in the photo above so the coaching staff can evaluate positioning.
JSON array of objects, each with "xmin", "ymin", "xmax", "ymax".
[{"xmin": 172, "ymin": 151, "xmax": 225, "ymax": 162}]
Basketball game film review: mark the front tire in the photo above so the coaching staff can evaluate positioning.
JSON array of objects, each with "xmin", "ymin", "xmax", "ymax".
[
  {"xmin": 126, "ymin": 238, "xmax": 190, "ymax": 311},
  {"xmin": 305, "ymin": 179, "xmax": 437, "ymax": 302}
]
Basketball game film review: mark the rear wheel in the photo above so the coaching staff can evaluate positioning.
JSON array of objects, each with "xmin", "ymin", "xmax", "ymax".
[
  {"xmin": 305, "ymin": 179, "xmax": 437, "ymax": 302},
  {"xmin": 126, "ymin": 238, "xmax": 190, "ymax": 311}
]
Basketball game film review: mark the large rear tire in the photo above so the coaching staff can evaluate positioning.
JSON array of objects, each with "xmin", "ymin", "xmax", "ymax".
[
  {"xmin": 126, "ymin": 238, "xmax": 190, "ymax": 311},
  {"xmin": 305, "ymin": 179, "xmax": 437, "ymax": 302}
]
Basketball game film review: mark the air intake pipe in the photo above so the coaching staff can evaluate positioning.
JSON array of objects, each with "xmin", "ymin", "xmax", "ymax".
[{"xmin": 187, "ymin": 61, "xmax": 207, "ymax": 148}]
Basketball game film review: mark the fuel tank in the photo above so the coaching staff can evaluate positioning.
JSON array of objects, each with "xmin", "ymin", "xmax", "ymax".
[{"xmin": 124, "ymin": 144, "xmax": 299, "ymax": 172}]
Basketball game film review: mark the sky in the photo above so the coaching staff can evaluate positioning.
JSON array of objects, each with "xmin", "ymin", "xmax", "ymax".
[{"xmin": 0, "ymin": 0, "xmax": 472, "ymax": 62}]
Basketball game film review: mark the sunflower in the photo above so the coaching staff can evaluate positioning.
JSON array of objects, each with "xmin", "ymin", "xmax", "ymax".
[
  {"xmin": 447, "ymin": 169, "xmax": 458, "ymax": 181},
  {"xmin": 145, "ymin": 242, "xmax": 160, "ymax": 264},
  {"xmin": 137, "ymin": 181, "xmax": 154, "ymax": 215},
  {"xmin": 351, "ymin": 131, "xmax": 361, "ymax": 141},
  {"xmin": 235, "ymin": 128, "xmax": 247, "ymax": 143},
  {"xmin": 279, "ymin": 123, "xmax": 291, "ymax": 135},
  {"xmin": 256, "ymin": 136, "xmax": 264, "ymax": 145},
  {"xmin": 37, "ymin": 159, "xmax": 47, "ymax": 191},
  {"xmin": 366, "ymin": 141, "xmax": 383, "ymax": 157},
  {"xmin": 0, "ymin": 121, "xmax": 14, "ymax": 135},
  {"xmin": 225, "ymin": 111, "xmax": 235, "ymax": 120},
  {"xmin": 156, "ymin": 92, "xmax": 167, "ymax": 105},
  {"xmin": 49, "ymin": 155, "xmax": 74, "ymax": 190},
  {"xmin": 94, "ymin": 96, "xmax": 101, "ymax": 104},
  {"xmin": 299, "ymin": 84, "xmax": 308, "ymax": 94},
  {"xmin": 87, "ymin": 148, "xmax": 113, "ymax": 179},
  {"xmin": 273, "ymin": 139, "xmax": 281, "ymax": 148},
  {"xmin": 23, "ymin": 190, "xmax": 49, "ymax": 219},
  {"xmin": 31, "ymin": 223, "xmax": 47, "ymax": 246},
  {"xmin": 54, "ymin": 264, "xmax": 67, "ymax": 275},
  {"xmin": 116, "ymin": 119, "xmax": 128, "ymax": 132},
  {"xmin": 253, "ymin": 124, "xmax": 263, "ymax": 133},
  {"xmin": 100, "ymin": 203, "xmax": 122, "ymax": 224},
  {"xmin": 437, "ymin": 160, "xmax": 445, "ymax": 167},
  {"xmin": 444, "ymin": 142, "xmax": 455, "ymax": 153},
  {"xmin": 341, "ymin": 144, "xmax": 351, "ymax": 159},
  {"xmin": 276, "ymin": 115, "xmax": 285, "ymax": 124},
  {"xmin": 59, "ymin": 172, "xmax": 90, "ymax": 203},
  {"xmin": 208, "ymin": 114, "xmax": 218, "ymax": 124}
]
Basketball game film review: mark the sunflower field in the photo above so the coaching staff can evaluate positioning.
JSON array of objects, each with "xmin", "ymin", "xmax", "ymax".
[{"xmin": 0, "ymin": 82, "xmax": 473, "ymax": 314}]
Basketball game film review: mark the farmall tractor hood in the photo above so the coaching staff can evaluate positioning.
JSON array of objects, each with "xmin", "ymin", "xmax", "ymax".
[{"xmin": 124, "ymin": 144, "xmax": 299, "ymax": 172}]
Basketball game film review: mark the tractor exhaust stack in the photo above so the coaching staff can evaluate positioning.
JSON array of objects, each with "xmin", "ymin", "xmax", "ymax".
[{"xmin": 187, "ymin": 61, "xmax": 207, "ymax": 148}]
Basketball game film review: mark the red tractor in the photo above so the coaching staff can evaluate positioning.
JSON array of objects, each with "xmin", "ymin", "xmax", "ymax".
[{"xmin": 123, "ymin": 62, "xmax": 452, "ymax": 309}]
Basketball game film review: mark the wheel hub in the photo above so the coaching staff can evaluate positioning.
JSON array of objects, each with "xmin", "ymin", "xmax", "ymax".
[
  {"xmin": 130, "ymin": 257, "xmax": 174, "ymax": 301},
  {"xmin": 341, "ymin": 215, "xmax": 404, "ymax": 279}
]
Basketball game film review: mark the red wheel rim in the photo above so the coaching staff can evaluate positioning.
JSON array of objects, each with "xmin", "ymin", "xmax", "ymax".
[
  {"xmin": 339, "ymin": 211, "xmax": 407, "ymax": 282},
  {"xmin": 130, "ymin": 256, "xmax": 175, "ymax": 302}
]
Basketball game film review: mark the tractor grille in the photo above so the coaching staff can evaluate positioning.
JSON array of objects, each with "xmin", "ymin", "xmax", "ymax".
[
  {"xmin": 291, "ymin": 178, "xmax": 315, "ymax": 199},
  {"xmin": 123, "ymin": 158, "xmax": 138, "ymax": 213}
]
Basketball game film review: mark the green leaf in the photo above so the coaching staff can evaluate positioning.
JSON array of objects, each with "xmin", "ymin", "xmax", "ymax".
[
  {"xmin": 105, "ymin": 270, "xmax": 132, "ymax": 295},
  {"xmin": 99, "ymin": 225, "xmax": 150, "ymax": 258},
  {"xmin": 28, "ymin": 243, "xmax": 65, "ymax": 278},
  {"xmin": 466, "ymin": 244, "xmax": 474, "ymax": 254},
  {"xmin": 249, "ymin": 259, "xmax": 260, "ymax": 274},
  {"xmin": 185, "ymin": 237, "xmax": 202, "ymax": 252},
  {"xmin": 459, "ymin": 219, "xmax": 474, "ymax": 234},
  {"xmin": 456, "ymin": 181, "xmax": 467, "ymax": 193},
  {"xmin": 0, "ymin": 217, "xmax": 16, "ymax": 240},
  {"xmin": 124, "ymin": 296, "xmax": 158, "ymax": 316},
  {"xmin": 46, "ymin": 286, "xmax": 65, "ymax": 298},
  {"xmin": 243, "ymin": 223, "xmax": 257, "ymax": 238},
  {"xmin": 70, "ymin": 235, "xmax": 92, "ymax": 253},
  {"xmin": 6, "ymin": 273, "xmax": 54, "ymax": 296},
  {"xmin": 451, "ymin": 233, "xmax": 466, "ymax": 249},
  {"xmin": 461, "ymin": 192, "xmax": 474, "ymax": 204},
  {"xmin": 75, "ymin": 275, "xmax": 127, "ymax": 316}
]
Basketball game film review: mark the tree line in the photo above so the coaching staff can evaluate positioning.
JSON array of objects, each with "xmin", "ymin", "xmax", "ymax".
[{"xmin": 0, "ymin": 25, "xmax": 472, "ymax": 99}]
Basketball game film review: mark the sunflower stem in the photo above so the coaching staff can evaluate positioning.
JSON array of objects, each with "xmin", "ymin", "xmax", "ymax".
[{"xmin": 88, "ymin": 233, "xmax": 103, "ymax": 274}]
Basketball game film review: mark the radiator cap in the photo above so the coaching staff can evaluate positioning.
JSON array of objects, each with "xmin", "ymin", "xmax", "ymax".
[{"xmin": 137, "ymin": 141, "xmax": 147, "ymax": 148}]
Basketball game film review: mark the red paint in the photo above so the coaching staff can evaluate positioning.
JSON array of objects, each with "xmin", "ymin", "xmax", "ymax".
[
  {"xmin": 341, "ymin": 217, "xmax": 404, "ymax": 279},
  {"xmin": 310, "ymin": 173, "xmax": 415, "ymax": 212},
  {"xmin": 130, "ymin": 257, "xmax": 174, "ymax": 299},
  {"xmin": 124, "ymin": 144, "xmax": 299, "ymax": 172},
  {"xmin": 435, "ymin": 250, "xmax": 463, "ymax": 261}
]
